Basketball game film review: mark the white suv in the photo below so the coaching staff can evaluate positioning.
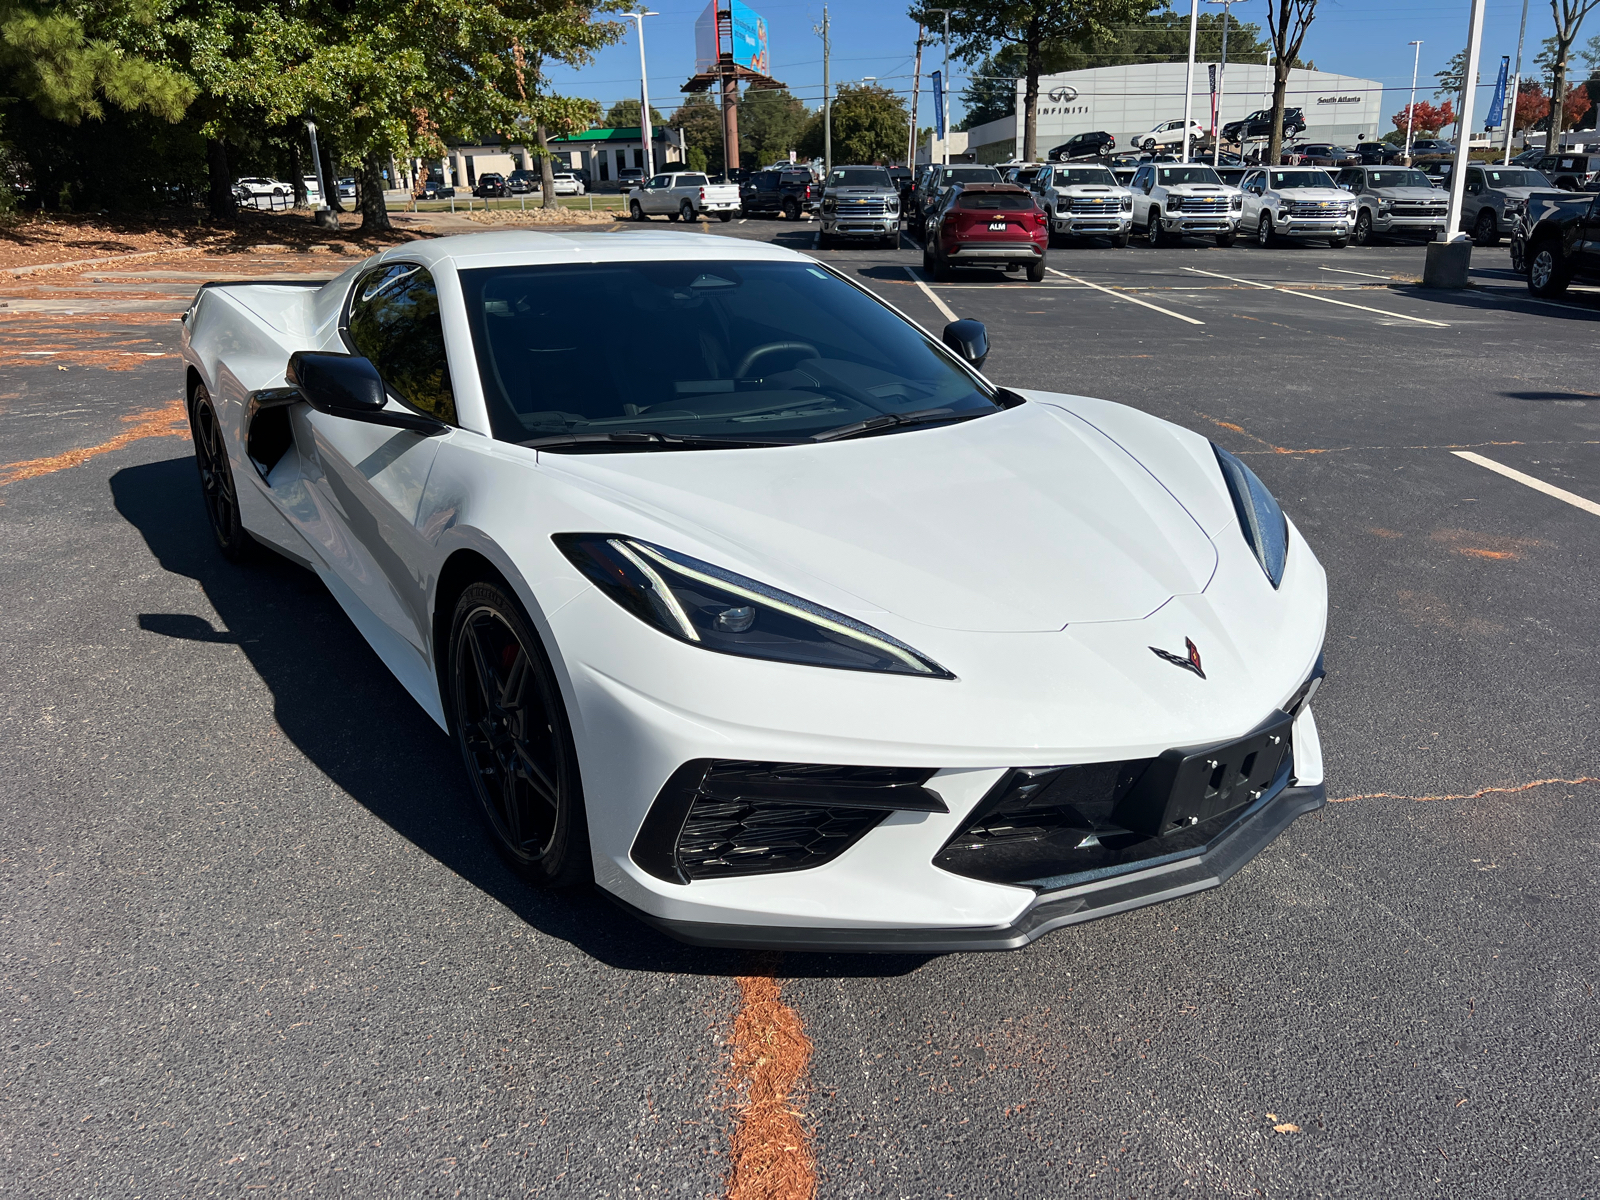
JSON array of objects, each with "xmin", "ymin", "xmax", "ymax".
[
  {"xmin": 1239, "ymin": 167, "xmax": 1357, "ymax": 248},
  {"xmin": 1129, "ymin": 163, "xmax": 1242, "ymax": 247},
  {"xmin": 1137, "ymin": 119, "xmax": 1208, "ymax": 152},
  {"xmin": 1037, "ymin": 163, "xmax": 1134, "ymax": 246}
]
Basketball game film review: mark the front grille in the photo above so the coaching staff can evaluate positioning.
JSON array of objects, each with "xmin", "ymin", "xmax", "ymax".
[
  {"xmin": 1285, "ymin": 200, "xmax": 1345, "ymax": 218},
  {"xmin": 935, "ymin": 712, "xmax": 1294, "ymax": 889},
  {"xmin": 632, "ymin": 760, "xmax": 942, "ymax": 883},
  {"xmin": 1391, "ymin": 201, "xmax": 1445, "ymax": 215},
  {"xmin": 1070, "ymin": 197, "xmax": 1119, "ymax": 214},
  {"xmin": 836, "ymin": 200, "xmax": 888, "ymax": 216},
  {"xmin": 1173, "ymin": 195, "xmax": 1229, "ymax": 213}
]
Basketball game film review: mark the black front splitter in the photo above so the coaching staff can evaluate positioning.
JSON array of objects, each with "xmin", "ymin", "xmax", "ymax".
[{"xmin": 608, "ymin": 781, "xmax": 1327, "ymax": 954}]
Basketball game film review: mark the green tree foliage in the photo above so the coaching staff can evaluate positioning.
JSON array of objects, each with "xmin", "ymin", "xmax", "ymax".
[
  {"xmin": 739, "ymin": 87, "xmax": 809, "ymax": 165},
  {"xmin": 604, "ymin": 98, "xmax": 665, "ymax": 128},
  {"xmin": 796, "ymin": 84, "xmax": 908, "ymax": 164},
  {"xmin": 669, "ymin": 91, "xmax": 725, "ymax": 173}
]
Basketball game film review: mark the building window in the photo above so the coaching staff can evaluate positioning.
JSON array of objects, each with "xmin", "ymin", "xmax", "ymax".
[
  {"xmin": 598, "ymin": 156, "xmax": 609, "ymax": 181},
  {"xmin": 633, "ymin": 148, "xmax": 643, "ymax": 169}
]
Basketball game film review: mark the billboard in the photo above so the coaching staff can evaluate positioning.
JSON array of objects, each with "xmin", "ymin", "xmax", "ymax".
[{"xmin": 695, "ymin": 1, "xmax": 770, "ymax": 76}]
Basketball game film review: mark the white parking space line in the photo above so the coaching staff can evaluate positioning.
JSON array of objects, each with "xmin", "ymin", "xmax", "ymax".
[
  {"xmin": 902, "ymin": 266, "xmax": 960, "ymax": 322},
  {"xmin": 1182, "ymin": 266, "xmax": 1449, "ymax": 327},
  {"xmin": 1045, "ymin": 267, "xmax": 1205, "ymax": 325},
  {"xmin": 1319, "ymin": 265, "xmax": 1399, "ymax": 281},
  {"xmin": 1452, "ymin": 452, "xmax": 1600, "ymax": 517}
]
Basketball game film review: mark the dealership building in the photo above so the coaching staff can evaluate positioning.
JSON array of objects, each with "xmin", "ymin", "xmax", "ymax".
[{"xmin": 962, "ymin": 62, "xmax": 1386, "ymax": 161}]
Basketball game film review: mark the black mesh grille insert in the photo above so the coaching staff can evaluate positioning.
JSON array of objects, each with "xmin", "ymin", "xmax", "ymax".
[{"xmin": 632, "ymin": 760, "xmax": 942, "ymax": 883}]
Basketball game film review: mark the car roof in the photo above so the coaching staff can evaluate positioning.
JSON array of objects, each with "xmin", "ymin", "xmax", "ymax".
[{"xmin": 374, "ymin": 230, "xmax": 811, "ymax": 274}]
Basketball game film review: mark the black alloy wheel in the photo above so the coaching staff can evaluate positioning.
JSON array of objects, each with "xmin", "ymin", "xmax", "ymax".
[
  {"xmin": 189, "ymin": 384, "xmax": 250, "ymax": 562},
  {"xmin": 449, "ymin": 582, "xmax": 590, "ymax": 889},
  {"xmin": 1474, "ymin": 210, "xmax": 1500, "ymax": 246},
  {"xmin": 1528, "ymin": 245, "xmax": 1570, "ymax": 297},
  {"xmin": 782, "ymin": 198, "xmax": 799, "ymax": 220},
  {"xmin": 1353, "ymin": 209, "xmax": 1373, "ymax": 245}
]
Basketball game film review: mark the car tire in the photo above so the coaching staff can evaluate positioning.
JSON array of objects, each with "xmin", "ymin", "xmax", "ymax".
[
  {"xmin": 1474, "ymin": 210, "xmax": 1499, "ymax": 246},
  {"xmin": 1142, "ymin": 138, "xmax": 1157, "ymax": 152},
  {"xmin": 1144, "ymin": 210, "xmax": 1164, "ymax": 247},
  {"xmin": 1509, "ymin": 235, "xmax": 1527, "ymax": 274},
  {"xmin": 1353, "ymin": 210, "xmax": 1373, "ymax": 245},
  {"xmin": 630, "ymin": 200, "xmax": 645, "ymax": 220},
  {"xmin": 666, "ymin": 207, "xmax": 680, "ymax": 222},
  {"xmin": 783, "ymin": 199, "xmax": 799, "ymax": 220},
  {"xmin": 931, "ymin": 242, "xmax": 953, "ymax": 282},
  {"xmin": 718, "ymin": 211, "xmax": 732, "ymax": 222},
  {"xmin": 189, "ymin": 383, "xmax": 251, "ymax": 563},
  {"xmin": 1110, "ymin": 231, "xmax": 1130, "ymax": 248},
  {"xmin": 449, "ymin": 581, "xmax": 591, "ymax": 891},
  {"xmin": 1328, "ymin": 236, "xmax": 1349, "ymax": 249},
  {"xmin": 680, "ymin": 201, "xmax": 696, "ymax": 223},
  {"xmin": 1215, "ymin": 232, "xmax": 1236, "ymax": 247},
  {"xmin": 1026, "ymin": 256, "xmax": 1046, "ymax": 282},
  {"xmin": 1527, "ymin": 244, "xmax": 1571, "ymax": 297},
  {"xmin": 1255, "ymin": 215, "xmax": 1275, "ymax": 247}
]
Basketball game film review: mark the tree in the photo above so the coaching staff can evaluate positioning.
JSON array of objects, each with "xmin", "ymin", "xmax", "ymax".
[
  {"xmin": 1545, "ymin": 0, "xmax": 1600, "ymax": 148},
  {"xmin": 1390, "ymin": 100, "xmax": 1455, "ymax": 138},
  {"xmin": 739, "ymin": 87, "xmax": 808, "ymax": 165},
  {"xmin": 604, "ymin": 98, "xmax": 664, "ymax": 128},
  {"xmin": 1515, "ymin": 80, "xmax": 1553, "ymax": 133},
  {"xmin": 1434, "ymin": 47, "xmax": 1468, "ymax": 101},
  {"xmin": 1264, "ymin": 0, "xmax": 1316, "ymax": 166},
  {"xmin": 824, "ymin": 84, "xmax": 907, "ymax": 164},
  {"xmin": 669, "ymin": 91, "xmax": 725, "ymax": 173},
  {"xmin": 911, "ymin": 0, "xmax": 1154, "ymax": 162}
]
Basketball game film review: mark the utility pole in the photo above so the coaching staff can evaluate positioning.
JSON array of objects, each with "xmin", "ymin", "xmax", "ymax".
[
  {"xmin": 623, "ymin": 12, "xmax": 658, "ymax": 178},
  {"xmin": 1503, "ymin": 0, "xmax": 1529, "ymax": 163},
  {"xmin": 1182, "ymin": 0, "xmax": 1200, "ymax": 163},
  {"xmin": 908, "ymin": 25, "xmax": 924, "ymax": 167},
  {"xmin": 1405, "ymin": 40, "xmax": 1422, "ymax": 162},
  {"xmin": 1205, "ymin": 0, "xmax": 1244, "ymax": 169},
  {"xmin": 816, "ymin": 7, "xmax": 831, "ymax": 175},
  {"xmin": 925, "ymin": 9, "xmax": 956, "ymax": 165}
]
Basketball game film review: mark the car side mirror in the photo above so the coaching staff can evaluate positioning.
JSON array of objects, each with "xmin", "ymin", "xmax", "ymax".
[
  {"xmin": 942, "ymin": 319, "xmax": 989, "ymax": 370},
  {"xmin": 286, "ymin": 351, "xmax": 445, "ymax": 434}
]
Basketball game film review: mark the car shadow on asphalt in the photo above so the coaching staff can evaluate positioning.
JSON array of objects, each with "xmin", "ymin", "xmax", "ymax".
[{"xmin": 112, "ymin": 456, "xmax": 933, "ymax": 980}]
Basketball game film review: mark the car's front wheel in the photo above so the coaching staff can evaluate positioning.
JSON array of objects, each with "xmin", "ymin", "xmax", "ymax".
[
  {"xmin": 449, "ymin": 582, "xmax": 591, "ymax": 890},
  {"xmin": 1255, "ymin": 215, "xmax": 1275, "ymax": 247},
  {"xmin": 189, "ymin": 383, "xmax": 250, "ymax": 562},
  {"xmin": 1474, "ymin": 210, "xmax": 1500, "ymax": 246},
  {"xmin": 1110, "ymin": 231, "xmax": 1129, "ymax": 248},
  {"xmin": 1328, "ymin": 235, "xmax": 1349, "ymax": 249},
  {"xmin": 1215, "ymin": 231, "xmax": 1236, "ymax": 247},
  {"xmin": 1144, "ymin": 210, "xmax": 1164, "ymax": 247},
  {"xmin": 1353, "ymin": 210, "xmax": 1373, "ymax": 245},
  {"xmin": 1528, "ymin": 244, "xmax": 1571, "ymax": 297}
]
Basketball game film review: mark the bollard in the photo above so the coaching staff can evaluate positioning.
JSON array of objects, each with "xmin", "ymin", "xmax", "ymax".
[{"xmin": 1422, "ymin": 238, "xmax": 1472, "ymax": 288}]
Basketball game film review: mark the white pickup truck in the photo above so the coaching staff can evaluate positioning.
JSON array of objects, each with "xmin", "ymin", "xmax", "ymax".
[{"xmin": 628, "ymin": 172, "xmax": 741, "ymax": 222}]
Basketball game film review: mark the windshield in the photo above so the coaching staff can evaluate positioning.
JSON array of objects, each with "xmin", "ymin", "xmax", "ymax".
[
  {"xmin": 1054, "ymin": 167, "xmax": 1117, "ymax": 186},
  {"xmin": 940, "ymin": 167, "xmax": 1001, "ymax": 185},
  {"xmin": 1483, "ymin": 169, "xmax": 1553, "ymax": 188},
  {"xmin": 1366, "ymin": 169, "xmax": 1432, "ymax": 189},
  {"xmin": 1268, "ymin": 170, "xmax": 1336, "ymax": 189},
  {"xmin": 1156, "ymin": 166, "xmax": 1222, "ymax": 186},
  {"xmin": 829, "ymin": 168, "xmax": 892, "ymax": 187},
  {"xmin": 460, "ymin": 261, "xmax": 1001, "ymax": 447}
]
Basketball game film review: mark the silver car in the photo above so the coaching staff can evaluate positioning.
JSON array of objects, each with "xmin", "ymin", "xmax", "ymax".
[
  {"xmin": 1459, "ymin": 165, "xmax": 1560, "ymax": 245},
  {"xmin": 819, "ymin": 165, "xmax": 901, "ymax": 249},
  {"xmin": 1334, "ymin": 167, "xmax": 1447, "ymax": 244}
]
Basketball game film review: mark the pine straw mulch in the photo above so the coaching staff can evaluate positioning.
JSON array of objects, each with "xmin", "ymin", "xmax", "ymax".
[
  {"xmin": 0, "ymin": 208, "xmax": 428, "ymax": 273},
  {"xmin": 456, "ymin": 205, "xmax": 621, "ymax": 226}
]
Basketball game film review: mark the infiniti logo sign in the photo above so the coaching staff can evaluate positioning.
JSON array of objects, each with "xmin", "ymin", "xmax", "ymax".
[{"xmin": 1047, "ymin": 86, "xmax": 1079, "ymax": 103}]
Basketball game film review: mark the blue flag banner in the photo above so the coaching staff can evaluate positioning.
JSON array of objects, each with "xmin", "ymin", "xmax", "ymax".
[
  {"xmin": 932, "ymin": 70, "xmax": 945, "ymax": 139},
  {"xmin": 1486, "ymin": 55, "xmax": 1510, "ymax": 129}
]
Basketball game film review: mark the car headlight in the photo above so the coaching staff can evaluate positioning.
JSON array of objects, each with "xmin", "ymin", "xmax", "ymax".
[
  {"xmin": 554, "ymin": 534, "xmax": 952, "ymax": 678},
  {"xmin": 1347, "ymin": 202, "xmax": 1358, "ymax": 216},
  {"xmin": 1212, "ymin": 445, "xmax": 1289, "ymax": 588},
  {"xmin": 1121, "ymin": 194, "xmax": 1133, "ymax": 211},
  {"xmin": 1230, "ymin": 195, "xmax": 1243, "ymax": 210},
  {"xmin": 1378, "ymin": 199, "xmax": 1392, "ymax": 213},
  {"xmin": 1505, "ymin": 198, "xmax": 1525, "ymax": 213},
  {"xmin": 887, "ymin": 198, "xmax": 900, "ymax": 212}
]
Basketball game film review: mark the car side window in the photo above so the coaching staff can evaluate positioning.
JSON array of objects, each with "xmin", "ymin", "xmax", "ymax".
[{"xmin": 346, "ymin": 264, "xmax": 457, "ymax": 426}]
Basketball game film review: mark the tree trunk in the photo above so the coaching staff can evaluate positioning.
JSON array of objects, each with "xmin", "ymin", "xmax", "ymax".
[
  {"xmin": 1267, "ymin": 66, "xmax": 1290, "ymax": 165},
  {"xmin": 320, "ymin": 137, "xmax": 345, "ymax": 212},
  {"xmin": 206, "ymin": 137, "xmax": 235, "ymax": 220},
  {"xmin": 537, "ymin": 123, "xmax": 558, "ymax": 209},
  {"xmin": 1023, "ymin": 18, "xmax": 1042, "ymax": 162},
  {"xmin": 290, "ymin": 136, "xmax": 307, "ymax": 208},
  {"xmin": 358, "ymin": 152, "xmax": 390, "ymax": 231},
  {"xmin": 1550, "ymin": 51, "xmax": 1570, "ymax": 151}
]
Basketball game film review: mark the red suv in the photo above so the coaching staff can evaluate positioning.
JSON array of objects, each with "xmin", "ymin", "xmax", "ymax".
[{"xmin": 923, "ymin": 184, "xmax": 1049, "ymax": 281}]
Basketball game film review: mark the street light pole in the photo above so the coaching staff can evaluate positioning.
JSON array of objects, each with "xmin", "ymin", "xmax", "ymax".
[
  {"xmin": 1405, "ymin": 40, "xmax": 1423, "ymax": 162},
  {"xmin": 1503, "ymin": 0, "xmax": 1529, "ymax": 164},
  {"xmin": 623, "ymin": 12, "xmax": 659, "ymax": 178},
  {"xmin": 924, "ymin": 9, "xmax": 956, "ymax": 165},
  {"xmin": 1181, "ymin": 0, "xmax": 1200, "ymax": 163},
  {"xmin": 1443, "ymin": 0, "xmax": 1488, "ymax": 245},
  {"xmin": 1205, "ymin": 0, "xmax": 1245, "ymax": 169}
]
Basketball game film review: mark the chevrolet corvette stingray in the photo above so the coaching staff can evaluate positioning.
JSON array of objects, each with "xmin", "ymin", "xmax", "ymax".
[{"xmin": 178, "ymin": 231, "xmax": 1327, "ymax": 951}]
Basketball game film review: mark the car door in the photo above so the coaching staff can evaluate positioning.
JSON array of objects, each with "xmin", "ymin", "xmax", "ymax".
[
  {"xmin": 1130, "ymin": 167, "xmax": 1152, "ymax": 224},
  {"xmin": 1239, "ymin": 171, "xmax": 1264, "ymax": 228},
  {"xmin": 287, "ymin": 263, "xmax": 455, "ymax": 684},
  {"xmin": 1462, "ymin": 167, "xmax": 1487, "ymax": 230}
]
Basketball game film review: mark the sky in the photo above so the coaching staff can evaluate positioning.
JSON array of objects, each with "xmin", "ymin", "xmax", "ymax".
[{"xmin": 541, "ymin": 0, "xmax": 1586, "ymax": 133}]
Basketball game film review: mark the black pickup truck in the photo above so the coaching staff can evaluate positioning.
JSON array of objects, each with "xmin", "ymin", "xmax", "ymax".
[
  {"xmin": 1524, "ymin": 192, "xmax": 1600, "ymax": 296},
  {"xmin": 738, "ymin": 169, "xmax": 818, "ymax": 219}
]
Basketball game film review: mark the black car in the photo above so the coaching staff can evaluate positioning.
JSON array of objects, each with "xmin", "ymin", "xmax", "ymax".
[
  {"xmin": 617, "ymin": 167, "xmax": 645, "ymax": 194},
  {"xmin": 1222, "ymin": 107, "xmax": 1306, "ymax": 144},
  {"xmin": 507, "ymin": 169, "xmax": 539, "ymax": 194},
  {"xmin": 739, "ymin": 169, "xmax": 818, "ymax": 219},
  {"xmin": 1048, "ymin": 131, "xmax": 1116, "ymax": 161},
  {"xmin": 1408, "ymin": 139, "xmax": 1454, "ymax": 157},
  {"xmin": 910, "ymin": 164, "xmax": 1003, "ymax": 234},
  {"xmin": 1353, "ymin": 141, "xmax": 1404, "ymax": 165},
  {"xmin": 473, "ymin": 173, "xmax": 507, "ymax": 198},
  {"xmin": 1524, "ymin": 192, "xmax": 1600, "ymax": 296}
]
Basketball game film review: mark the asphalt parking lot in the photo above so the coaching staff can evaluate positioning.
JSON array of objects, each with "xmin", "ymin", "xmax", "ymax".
[{"xmin": 3, "ymin": 220, "xmax": 1597, "ymax": 1197}]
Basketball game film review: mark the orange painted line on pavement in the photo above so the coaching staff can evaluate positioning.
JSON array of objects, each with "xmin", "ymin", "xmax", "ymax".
[
  {"xmin": 1329, "ymin": 777, "xmax": 1598, "ymax": 803},
  {"xmin": 726, "ymin": 964, "xmax": 815, "ymax": 1200},
  {"xmin": 0, "ymin": 397, "xmax": 188, "ymax": 485}
]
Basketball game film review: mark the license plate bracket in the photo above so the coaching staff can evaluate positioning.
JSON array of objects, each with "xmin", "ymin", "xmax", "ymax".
[{"xmin": 1112, "ymin": 711, "xmax": 1293, "ymax": 837}]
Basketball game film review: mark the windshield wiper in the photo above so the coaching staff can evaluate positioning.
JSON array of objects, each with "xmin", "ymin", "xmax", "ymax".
[
  {"xmin": 519, "ymin": 430, "xmax": 796, "ymax": 452},
  {"xmin": 809, "ymin": 406, "xmax": 992, "ymax": 443}
]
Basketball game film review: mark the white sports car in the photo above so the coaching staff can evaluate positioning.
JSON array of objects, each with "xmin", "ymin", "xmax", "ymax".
[{"xmin": 179, "ymin": 231, "xmax": 1327, "ymax": 952}]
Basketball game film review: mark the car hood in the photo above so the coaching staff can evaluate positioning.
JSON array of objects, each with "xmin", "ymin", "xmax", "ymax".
[
  {"xmin": 1369, "ymin": 186, "xmax": 1442, "ymax": 200},
  {"xmin": 829, "ymin": 187, "xmax": 895, "ymax": 198},
  {"xmin": 1274, "ymin": 187, "xmax": 1349, "ymax": 201},
  {"xmin": 1163, "ymin": 183, "xmax": 1238, "ymax": 196},
  {"xmin": 1057, "ymin": 185, "xmax": 1131, "ymax": 197},
  {"xmin": 537, "ymin": 400, "xmax": 1219, "ymax": 633}
]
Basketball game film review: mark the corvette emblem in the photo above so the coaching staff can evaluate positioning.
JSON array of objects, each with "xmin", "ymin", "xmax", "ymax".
[{"xmin": 1150, "ymin": 638, "xmax": 1206, "ymax": 679}]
